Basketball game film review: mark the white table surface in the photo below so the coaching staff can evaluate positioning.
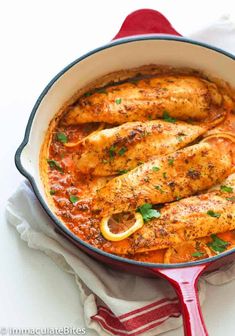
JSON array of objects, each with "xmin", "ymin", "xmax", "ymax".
[{"xmin": 1, "ymin": 1, "xmax": 235, "ymax": 335}]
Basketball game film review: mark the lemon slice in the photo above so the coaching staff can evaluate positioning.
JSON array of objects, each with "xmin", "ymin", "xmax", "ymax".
[{"xmin": 100, "ymin": 212, "xmax": 144, "ymax": 241}]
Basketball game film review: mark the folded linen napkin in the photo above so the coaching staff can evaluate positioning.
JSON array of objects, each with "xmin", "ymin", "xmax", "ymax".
[{"xmin": 6, "ymin": 15, "xmax": 235, "ymax": 336}]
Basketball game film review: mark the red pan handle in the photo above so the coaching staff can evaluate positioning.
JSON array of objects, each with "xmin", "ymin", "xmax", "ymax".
[
  {"xmin": 151, "ymin": 264, "xmax": 209, "ymax": 336},
  {"xmin": 113, "ymin": 9, "xmax": 181, "ymax": 40}
]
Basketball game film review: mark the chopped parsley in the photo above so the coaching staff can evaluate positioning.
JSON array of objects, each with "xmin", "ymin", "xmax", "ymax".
[
  {"xmin": 168, "ymin": 158, "xmax": 174, "ymax": 166},
  {"xmin": 177, "ymin": 136, "xmax": 183, "ymax": 143},
  {"xmin": 115, "ymin": 98, "xmax": 122, "ymax": 104},
  {"xmin": 47, "ymin": 159, "xmax": 63, "ymax": 172},
  {"xmin": 69, "ymin": 195, "xmax": 79, "ymax": 204},
  {"xmin": 155, "ymin": 185, "xmax": 164, "ymax": 193},
  {"xmin": 162, "ymin": 111, "xmax": 176, "ymax": 123},
  {"xmin": 118, "ymin": 169, "xmax": 129, "ymax": 175},
  {"xmin": 56, "ymin": 132, "xmax": 68, "ymax": 144},
  {"xmin": 163, "ymin": 172, "xmax": 167, "ymax": 179},
  {"xmin": 226, "ymin": 196, "xmax": 235, "ymax": 202},
  {"xmin": 207, "ymin": 210, "xmax": 221, "ymax": 218},
  {"xmin": 220, "ymin": 185, "xmax": 233, "ymax": 193},
  {"xmin": 109, "ymin": 146, "xmax": 116, "ymax": 158},
  {"xmin": 118, "ymin": 147, "xmax": 127, "ymax": 156},
  {"xmin": 192, "ymin": 251, "xmax": 204, "ymax": 258},
  {"xmin": 137, "ymin": 203, "xmax": 161, "ymax": 222},
  {"xmin": 49, "ymin": 189, "xmax": 56, "ymax": 195},
  {"xmin": 152, "ymin": 166, "xmax": 160, "ymax": 172},
  {"xmin": 84, "ymin": 92, "xmax": 91, "ymax": 97},
  {"xmin": 207, "ymin": 234, "xmax": 229, "ymax": 253}
]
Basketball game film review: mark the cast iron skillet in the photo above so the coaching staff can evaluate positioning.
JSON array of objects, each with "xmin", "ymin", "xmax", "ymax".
[{"xmin": 15, "ymin": 9, "xmax": 235, "ymax": 336}]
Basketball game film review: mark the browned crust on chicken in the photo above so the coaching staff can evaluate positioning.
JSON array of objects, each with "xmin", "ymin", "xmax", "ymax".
[
  {"xmin": 74, "ymin": 120, "xmax": 206, "ymax": 176},
  {"xmin": 63, "ymin": 75, "xmax": 226, "ymax": 125},
  {"xmin": 93, "ymin": 142, "xmax": 233, "ymax": 216}
]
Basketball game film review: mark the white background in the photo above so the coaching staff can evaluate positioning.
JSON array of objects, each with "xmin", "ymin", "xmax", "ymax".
[{"xmin": 1, "ymin": 1, "xmax": 235, "ymax": 335}]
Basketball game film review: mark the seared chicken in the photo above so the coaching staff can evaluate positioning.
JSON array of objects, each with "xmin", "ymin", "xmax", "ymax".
[
  {"xmin": 75, "ymin": 120, "xmax": 206, "ymax": 176},
  {"xmin": 103, "ymin": 174, "xmax": 235, "ymax": 255},
  {"xmin": 93, "ymin": 141, "xmax": 233, "ymax": 216},
  {"xmin": 63, "ymin": 75, "xmax": 226, "ymax": 125}
]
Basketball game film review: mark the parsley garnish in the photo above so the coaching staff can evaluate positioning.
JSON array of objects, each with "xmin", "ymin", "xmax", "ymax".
[
  {"xmin": 226, "ymin": 196, "xmax": 235, "ymax": 202},
  {"xmin": 47, "ymin": 159, "xmax": 63, "ymax": 172},
  {"xmin": 118, "ymin": 147, "xmax": 127, "ymax": 156},
  {"xmin": 118, "ymin": 169, "xmax": 129, "ymax": 175},
  {"xmin": 152, "ymin": 166, "xmax": 160, "ymax": 172},
  {"xmin": 109, "ymin": 146, "xmax": 116, "ymax": 158},
  {"xmin": 177, "ymin": 136, "xmax": 183, "ymax": 143},
  {"xmin": 163, "ymin": 111, "xmax": 176, "ymax": 123},
  {"xmin": 115, "ymin": 98, "xmax": 122, "ymax": 104},
  {"xmin": 192, "ymin": 251, "xmax": 204, "ymax": 258},
  {"xmin": 69, "ymin": 195, "xmax": 79, "ymax": 204},
  {"xmin": 84, "ymin": 92, "xmax": 91, "ymax": 97},
  {"xmin": 163, "ymin": 172, "xmax": 167, "ymax": 179},
  {"xmin": 57, "ymin": 132, "xmax": 68, "ymax": 144},
  {"xmin": 220, "ymin": 185, "xmax": 233, "ymax": 193},
  {"xmin": 49, "ymin": 189, "xmax": 56, "ymax": 195},
  {"xmin": 137, "ymin": 203, "xmax": 161, "ymax": 222},
  {"xmin": 155, "ymin": 185, "xmax": 164, "ymax": 193},
  {"xmin": 207, "ymin": 234, "xmax": 229, "ymax": 253},
  {"xmin": 207, "ymin": 210, "xmax": 221, "ymax": 218},
  {"xmin": 168, "ymin": 158, "xmax": 174, "ymax": 166}
]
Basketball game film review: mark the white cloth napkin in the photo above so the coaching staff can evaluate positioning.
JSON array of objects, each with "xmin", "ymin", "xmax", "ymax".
[{"xmin": 6, "ymin": 16, "xmax": 235, "ymax": 336}]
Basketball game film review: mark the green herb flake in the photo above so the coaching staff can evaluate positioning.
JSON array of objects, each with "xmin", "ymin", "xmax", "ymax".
[
  {"xmin": 69, "ymin": 195, "xmax": 79, "ymax": 204},
  {"xmin": 118, "ymin": 169, "xmax": 129, "ymax": 175},
  {"xmin": 207, "ymin": 234, "xmax": 229, "ymax": 253},
  {"xmin": 192, "ymin": 251, "xmax": 204, "ymax": 258},
  {"xmin": 47, "ymin": 159, "xmax": 63, "ymax": 172},
  {"xmin": 207, "ymin": 210, "xmax": 221, "ymax": 218},
  {"xmin": 118, "ymin": 147, "xmax": 127, "ymax": 156},
  {"xmin": 109, "ymin": 146, "xmax": 116, "ymax": 158},
  {"xmin": 115, "ymin": 98, "xmax": 122, "ymax": 104},
  {"xmin": 49, "ymin": 189, "xmax": 56, "ymax": 195},
  {"xmin": 155, "ymin": 185, "xmax": 164, "ymax": 193},
  {"xmin": 84, "ymin": 92, "xmax": 92, "ymax": 97},
  {"xmin": 163, "ymin": 111, "xmax": 176, "ymax": 123},
  {"xmin": 152, "ymin": 166, "xmax": 160, "ymax": 172},
  {"xmin": 57, "ymin": 132, "xmax": 68, "ymax": 144},
  {"xmin": 168, "ymin": 158, "xmax": 174, "ymax": 166},
  {"xmin": 220, "ymin": 185, "xmax": 233, "ymax": 193},
  {"xmin": 137, "ymin": 203, "xmax": 161, "ymax": 222},
  {"xmin": 177, "ymin": 136, "xmax": 183, "ymax": 143},
  {"xmin": 226, "ymin": 196, "xmax": 235, "ymax": 202},
  {"xmin": 163, "ymin": 172, "xmax": 167, "ymax": 179}
]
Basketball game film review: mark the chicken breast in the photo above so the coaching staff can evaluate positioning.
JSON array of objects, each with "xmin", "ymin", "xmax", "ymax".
[
  {"xmin": 103, "ymin": 174, "xmax": 235, "ymax": 255},
  {"xmin": 63, "ymin": 75, "xmax": 225, "ymax": 125},
  {"xmin": 93, "ymin": 141, "xmax": 233, "ymax": 216},
  {"xmin": 74, "ymin": 120, "xmax": 206, "ymax": 176}
]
